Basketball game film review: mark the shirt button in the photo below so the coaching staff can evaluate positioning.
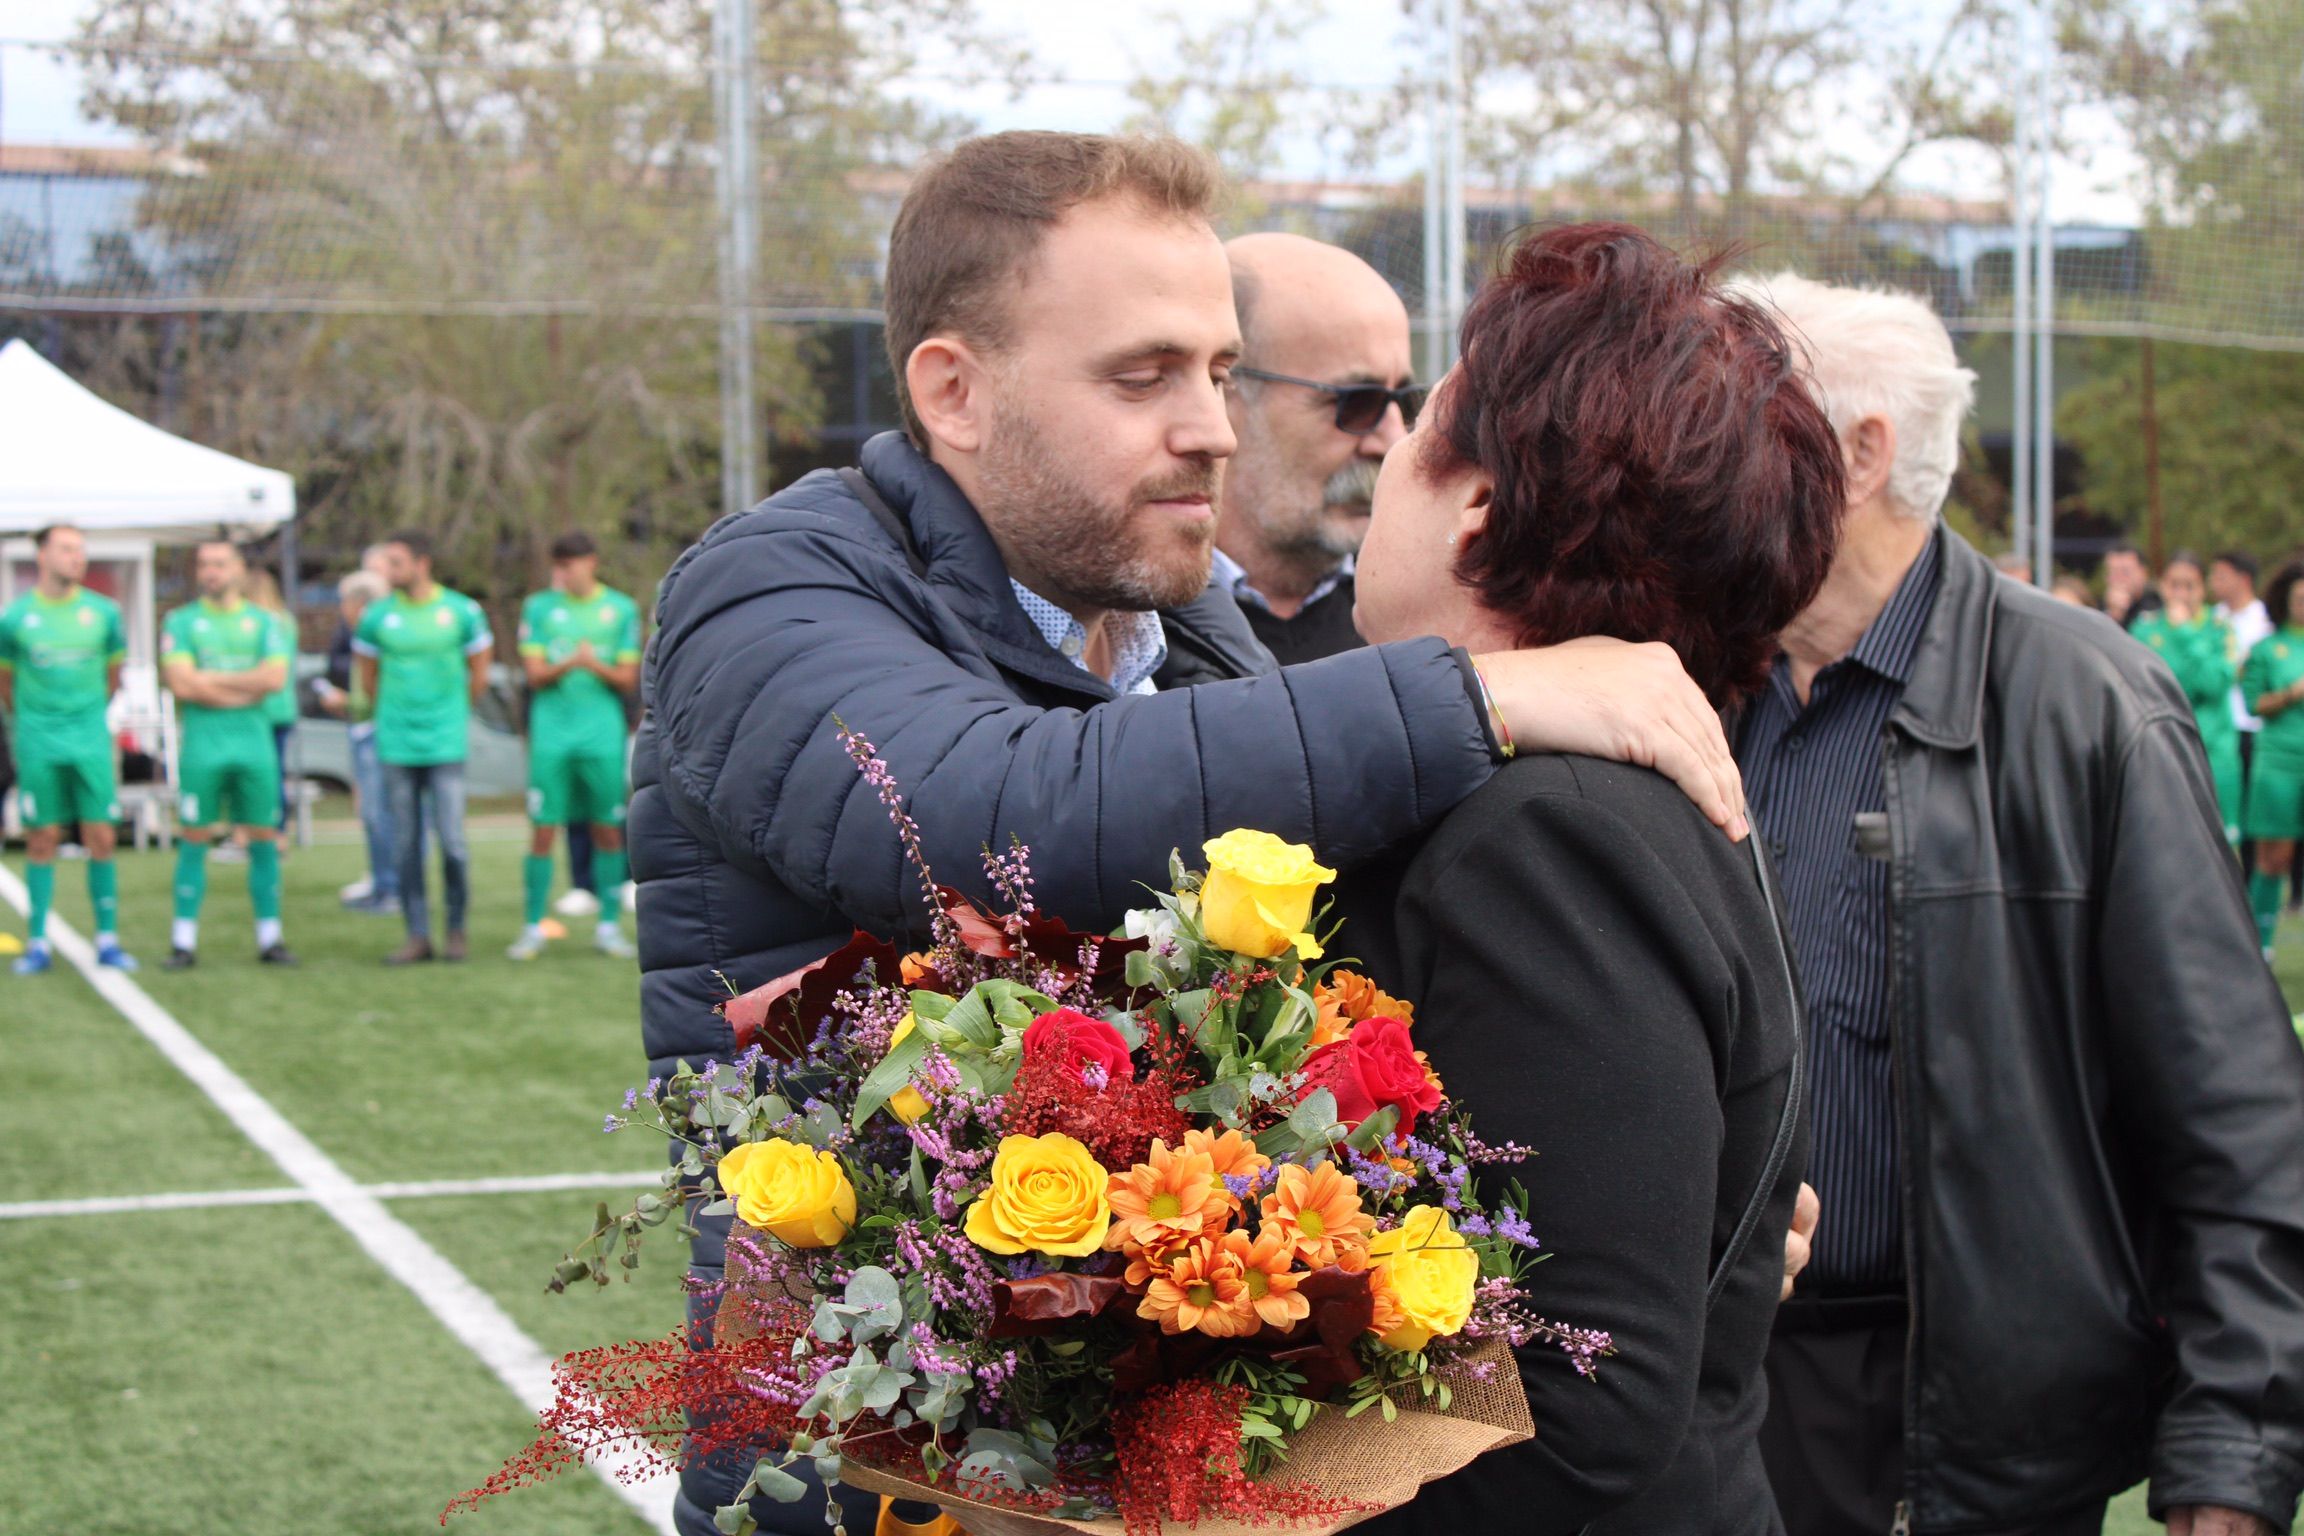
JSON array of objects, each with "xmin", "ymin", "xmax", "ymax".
[
  {"xmin": 1785, "ymin": 734, "xmax": 1807, "ymax": 753},
  {"xmin": 1770, "ymin": 839, "xmax": 1789, "ymax": 861},
  {"xmin": 1060, "ymin": 634, "xmax": 1083, "ymax": 658}
]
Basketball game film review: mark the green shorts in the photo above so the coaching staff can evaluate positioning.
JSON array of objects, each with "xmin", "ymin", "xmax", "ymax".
[
  {"xmin": 16, "ymin": 750, "xmax": 120, "ymax": 830},
  {"xmin": 177, "ymin": 748, "xmax": 282, "ymax": 830},
  {"xmin": 2245, "ymin": 759, "xmax": 2304, "ymax": 841},
  {"xmin": 528, "ymin": 747, "xmax": 626, "ymax": 828}
]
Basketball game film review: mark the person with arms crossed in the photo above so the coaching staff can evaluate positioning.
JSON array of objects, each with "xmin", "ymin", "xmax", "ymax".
[
  {"xmin": 509, "ymin": 530, "xmax": 639, "ymax": 961},
  {"xmin": 2241, "ymin": 563, "xmax": 2304, "ymax": 961},
  {"xmin": 2133, "ymin": 552, "xmax": 2244, "ymax": 847},
  {"xmin": 353, "ymin": 529, "xmax": 492, "ymax": 965},
  {"xmin": 0, "ymin": 523, "xmax": 136, "ymax": 974},
  {"xmin": 1738, "ymin": 272, "xmax": 2304, "ymax": 1536},
  {"xmin": 158, "ymin": 540, "xmax": 296, "ymax": 968}
]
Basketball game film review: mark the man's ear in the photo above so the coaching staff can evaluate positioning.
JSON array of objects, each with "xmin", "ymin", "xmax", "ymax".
[
  {"xmin": 1845, "ymin": 415, "xmax": 1898, "ymax": 508},
  {"xmin": 907, "ymin": 336, "xmax": 992, "ymax": 456}
]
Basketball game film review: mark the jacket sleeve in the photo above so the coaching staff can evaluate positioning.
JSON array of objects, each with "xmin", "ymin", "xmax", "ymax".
[
  {"xmin": 1379, "ymin": 785, "xmax": 1736, "ymax": 1531},
  {"xmin": 2097, "ymin": 712, "xmax": 2304, "ymax": 1525},
  {"xmin": 648, "ymin": 520, "xmax": 1497, "ymax": 937}
]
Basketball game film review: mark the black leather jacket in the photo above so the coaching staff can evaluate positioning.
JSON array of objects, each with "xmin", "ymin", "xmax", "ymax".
[{"xmin": 1873, "ymin": 532, "xmax": 2304, "ymax": 1531}]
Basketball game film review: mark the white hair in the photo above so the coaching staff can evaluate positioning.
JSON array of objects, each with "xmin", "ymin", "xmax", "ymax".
[
  {"xmin": 1731, "ymin": 271, "xmax": 1977, "ymax": 524},
  {"xmin": 339, "ymin": 569, "xmax": 387, "ymax": 605}
]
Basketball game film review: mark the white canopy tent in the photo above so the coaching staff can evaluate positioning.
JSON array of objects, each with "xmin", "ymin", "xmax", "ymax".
[{"xmin": 0, "ymin": 338, "xmax": 300, "ymax": 841}]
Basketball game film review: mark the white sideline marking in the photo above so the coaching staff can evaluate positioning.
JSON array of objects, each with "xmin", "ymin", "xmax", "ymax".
[
  {"xmin": 0, "ymin": 1170, "xmax": 661, "ymax": 1221},
  {"xmin": 0, "ymin": 867, "xmax": 679, "ymax": 1534}
]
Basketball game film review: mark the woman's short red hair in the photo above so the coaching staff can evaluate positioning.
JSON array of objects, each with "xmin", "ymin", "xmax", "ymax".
[{"xmin": 1430, "ymin": 222, "xmax": 1845, "ymax": 708}]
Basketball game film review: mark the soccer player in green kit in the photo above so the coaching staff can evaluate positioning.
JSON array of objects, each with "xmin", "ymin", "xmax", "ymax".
[
  {"xmin": 159, "ymin": 540, "xmax": 296, "ymax": 968},
  {"xmin": 2241, "ymin": 561, "xmax": 2304, "ymax": 958},
  {"xmin": 2132, "ymin": 552, "xmax": 2243, "ymax": 845},
  {"xmin": 507, "ymin": 531, "xmax": 639, "ymax": 961},
  {"xmin": 0, "ymin": 524, "xmax": 136, "ymax": 975},
  {"xmin": 354, "ymin": 530, "xmax": 493, "ymax": 965}
]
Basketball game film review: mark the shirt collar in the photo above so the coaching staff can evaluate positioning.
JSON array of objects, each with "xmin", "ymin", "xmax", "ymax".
[
  {"xmin": 1007, "ymin": 579, "xmax": 1169, "ymax": 696},
  {"xmin": 1844, "ymin": 528, "xmax": 1944, "ymax": 686},
  {"xmin": 1208, "ymin": 546, "xmax": 1354, "ymax": 615}
]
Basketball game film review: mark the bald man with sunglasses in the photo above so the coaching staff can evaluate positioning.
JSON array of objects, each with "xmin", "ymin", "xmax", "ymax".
[{"xmin": 1216, "ymin": 233, "xmax": 1428, "ymax": 664}]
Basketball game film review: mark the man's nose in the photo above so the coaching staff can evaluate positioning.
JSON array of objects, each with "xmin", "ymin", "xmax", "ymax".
[{"xmin": 1174, "ymin": 372, "xmax": 1238, "ymax": 460}]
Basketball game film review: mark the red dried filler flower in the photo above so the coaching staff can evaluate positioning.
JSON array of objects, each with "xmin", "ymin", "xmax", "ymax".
[
  {"xmin": 1111, "ymin": 1378, "xmax": 1363, "ymax": 1536},
  {"xmin": 1003, "ymin": 1016, "xmax": 1189, "ymax": 1172}
]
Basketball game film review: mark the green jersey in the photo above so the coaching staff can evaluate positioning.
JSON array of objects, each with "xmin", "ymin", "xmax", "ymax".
[
  {"xmin": 162, "ymin": 597, "xmax": 292, "ymax": 759},
  {"xmin": 517, "ymin": 584, "xmax": 641, "ymax": 758},
  {"xmin": 2134, "ymin": 610, "xmax": 2238, "ymax": 738},
  {"xmin": 354, "ymin": 585, "xmax": 493, "ymax": 767},
  {"xmin": 2243, "ymin": 627, "xmax": 2304, "ymax": 768},
  {"xmin": 0, "ymin": 585, "xmax": 125, "ymax": 760},
  {"xmin": 259, "ymin": 608, "xmax": 299, "ymax": 728}
]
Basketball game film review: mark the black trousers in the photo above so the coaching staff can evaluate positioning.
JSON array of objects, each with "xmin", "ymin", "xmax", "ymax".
[{"xmin": 1760, "ymin": 1300, "xmax": 2108, "ymax": 1536}]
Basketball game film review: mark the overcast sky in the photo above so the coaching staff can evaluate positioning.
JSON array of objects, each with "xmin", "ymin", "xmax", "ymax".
[{"xmin": 1, "ymin": 0, "xmax": 2139, "ymax": 224}]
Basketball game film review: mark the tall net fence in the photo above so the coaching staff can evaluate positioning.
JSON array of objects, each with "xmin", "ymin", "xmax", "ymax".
[{"xmin": 2, "ymin": 0, "xmax": 2301, "ymax": 589}]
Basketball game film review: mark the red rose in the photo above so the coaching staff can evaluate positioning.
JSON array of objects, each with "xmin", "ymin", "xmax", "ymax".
[
  {"xmin": 1299, "ymin": 1015, "xmax": 1442, "ymax": 1140},
  {"xmin": 1021, "ymin": 1008, "xmax": 1135, "ymax": 1087}
]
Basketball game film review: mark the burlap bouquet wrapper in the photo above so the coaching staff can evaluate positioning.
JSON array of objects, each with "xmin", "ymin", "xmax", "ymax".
[{"xmin": 718, "ymin": 1225, "xmax": 1533, "ymax": 1536}]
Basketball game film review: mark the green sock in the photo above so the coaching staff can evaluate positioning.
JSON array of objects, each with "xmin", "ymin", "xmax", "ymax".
[
  {"xmin": 248, "ymin": 840, "xmax": 283, "ymax": 923},
  {"xmin": 87, "ymin": 860, "xmax": 119, "ymax": 938},
  {"xmin": 594, "ymin": 848, "xmax": 628, "ymax": 920},
  {"xmin": 26, "ymin": 862, "xmax": 54, "ymax": 941},
  {"xmin": 523, "ymin": 853, "xmax": 553, "ymax": 927},
  {"xmin": 2252, "ymin": 872, "xmax": 2286, "ymax": 952},
  {"xmin": 173, "ymin": 841, "xmax": 210, "ymax": 922}
]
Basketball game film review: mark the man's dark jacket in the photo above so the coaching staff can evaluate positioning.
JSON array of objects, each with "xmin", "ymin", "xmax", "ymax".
[
  {"xmin": 1857, "ymin": 531, "xmax": 2304, "ymax": 1530},
  {"xmin": 628, "ymin": 432, "xmax": 1497, "ymax": 1531}
]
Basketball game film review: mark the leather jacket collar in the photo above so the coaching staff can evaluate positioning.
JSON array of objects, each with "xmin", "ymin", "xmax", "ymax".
[{"xmin": 1890, "ymin": 526, "xmax": 1997, "ymax": 752}]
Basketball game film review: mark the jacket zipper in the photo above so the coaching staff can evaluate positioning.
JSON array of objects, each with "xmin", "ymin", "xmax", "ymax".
[{"xmin": 1882, "ymin": 731, "xmax": 1924, "ymax": 1529}]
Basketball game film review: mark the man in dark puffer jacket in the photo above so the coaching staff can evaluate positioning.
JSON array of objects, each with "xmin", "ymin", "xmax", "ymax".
[{"xmin": 632, "ymin": 131, "xmax": 1749, "ymax": 1536}]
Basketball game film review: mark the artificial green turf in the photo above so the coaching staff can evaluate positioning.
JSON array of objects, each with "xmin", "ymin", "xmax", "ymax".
[
  {"xmin": 95, "ymin": 832, "xmax": 665, "ymax": 1184},
  {"xmin": 0, "ymin": 1203, "xmax": 655, "ymax": 1535}
]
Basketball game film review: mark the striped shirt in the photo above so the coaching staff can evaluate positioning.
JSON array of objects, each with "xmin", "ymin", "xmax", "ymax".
[{"xmin": 1736, "ymin": 531, "xmax": 1943, "ymax": 1294}]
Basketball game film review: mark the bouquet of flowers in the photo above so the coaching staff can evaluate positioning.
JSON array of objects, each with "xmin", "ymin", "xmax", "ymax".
[{"xmin": 452, "ymin": 729, "xmax": 1609, "ymax": 1535}]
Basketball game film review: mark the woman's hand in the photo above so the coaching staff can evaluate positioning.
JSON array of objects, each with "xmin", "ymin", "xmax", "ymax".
[
  {"xmin": 1473, "ymin": 638, "xmax": 1749, "ymax": 840},
  {"xmin": 1783, "ymin": 1183, "xmax": 1821, "ymax": 1301}
]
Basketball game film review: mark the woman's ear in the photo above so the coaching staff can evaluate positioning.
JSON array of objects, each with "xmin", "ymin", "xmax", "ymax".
[
  {"xmin": 906, "ymin": 337, "xmax": 990, "ymax": 456},
  {"xmin": 1453, "ymin": 469, "xmax": 1493, "ymax": 549}
]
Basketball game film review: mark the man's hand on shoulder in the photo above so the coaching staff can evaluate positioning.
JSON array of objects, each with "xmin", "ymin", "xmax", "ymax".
[
  {"xmin": 2168, "ymin": 1508, "xmax": 2277, "ymax": 1536},
  {"xmin": 1473, "ymin": 636, "xmax": 1749, "ymax": 839}
]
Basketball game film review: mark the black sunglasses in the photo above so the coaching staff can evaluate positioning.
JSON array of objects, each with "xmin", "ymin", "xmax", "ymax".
[{"xmin": 1233, "ymin": 367, "xmax": 1427, "ymax": 436}]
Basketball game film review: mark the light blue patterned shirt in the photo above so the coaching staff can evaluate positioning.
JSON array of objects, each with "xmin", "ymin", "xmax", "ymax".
[
  {"xmin": 1208, "ymin": 547, "xmax": 1353, "ymax": 614},
  {"xmin": 1008, "ymin": 581, "xmax": 1168, "ymax": 696}
]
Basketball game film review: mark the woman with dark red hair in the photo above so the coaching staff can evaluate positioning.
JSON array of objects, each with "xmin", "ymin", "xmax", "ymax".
[{"xmin": 1342, "ymin": 223, "xmax": 1843, "ymax": 1534}]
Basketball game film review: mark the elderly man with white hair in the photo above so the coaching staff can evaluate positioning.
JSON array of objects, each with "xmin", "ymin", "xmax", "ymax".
[{"xmin": 1735, "ymin": 274, "xmax": 2304, "ymax": 1536}]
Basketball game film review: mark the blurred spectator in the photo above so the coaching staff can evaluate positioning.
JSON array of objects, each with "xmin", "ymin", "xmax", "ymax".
[
  {"xmin": 242, "ymin": 566, "xmax": 298, "ymax": 835},
  {"xmin": 1992, "ymin": 549, "xmax": 2033, "ymax": 582},
  {"xmin": 2050, "ymin": 575, "xmax": 2095, "ymax": 607},
  {"xmin": 2241, "ymin": 564, "xmax": 2304, "ymax": 957},
  {"xmin": 317, "ymin": 565, "xmax": 400, "ymax": 914},
  {"xmin": 2214, "ymin": 551, "xmax": 2272, "ymax": 871},
  {"xmin": 2103, "ymin": 538, "xmax": 2163, "ymax": 629},
  {"xmin": 1739, "ymin": 271, "xmax": 2304, "ymax": 1536},
  {"xmin": 2133, "ymin": 552, "xmax": 2243, "ymax": 845}
]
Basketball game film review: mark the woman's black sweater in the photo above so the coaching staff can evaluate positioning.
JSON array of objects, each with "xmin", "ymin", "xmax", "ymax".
[{"xmin": 1336, "ymin": 753, "xmax": 1807, "ymax": 1536}]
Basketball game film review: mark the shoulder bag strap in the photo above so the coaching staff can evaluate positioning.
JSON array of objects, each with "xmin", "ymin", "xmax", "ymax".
[
  {"xmin": 839, "ymin": 466, "xmax": 928, "ymax": 580},
  {"xmin": 1706, "ymin": 832, "xmax": 1808, "ymax": 1313}
]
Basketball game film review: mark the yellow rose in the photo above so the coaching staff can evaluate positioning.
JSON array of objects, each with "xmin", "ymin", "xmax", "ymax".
[
  {"xmin": 1366, "ymin": 1205, "xmax": 1479, "ymax": 1352},
  {"xmin": 716, "ymin": 1138, "xmax": 857, "ymax": 1250},
  {"xmin": 964, "ymin": 1133, "xmax": 1112, "ymax": 1258},
  {"xmin": 885, "ymin": 1013, "xmax": 931, "ymax": 1125},
  {"xmin": 1198, "ymin": 829, "xmax": 1337, "ymax": 960}
]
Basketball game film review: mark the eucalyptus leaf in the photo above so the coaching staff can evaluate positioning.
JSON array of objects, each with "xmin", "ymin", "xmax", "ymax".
[
  {"xmin": 751, "ymin": 1461, "xmax": 807, "ymax": 1503},
  {"xmin": 1343, "ymin": 1105, "xmax": 1401, "ymax": 1152}
]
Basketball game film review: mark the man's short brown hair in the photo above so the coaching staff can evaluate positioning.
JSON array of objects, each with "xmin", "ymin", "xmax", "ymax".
[{"xmin": 883, "ymin": 131, "xmax": 1223, "ymax": 444}]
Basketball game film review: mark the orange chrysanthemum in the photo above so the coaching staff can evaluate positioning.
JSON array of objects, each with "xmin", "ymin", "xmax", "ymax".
[
  {"xmin": 1183, "ymin": 1126, "xmax": 1269, "ymax": 1213},
  {"xmin": 1138, "ymin": 1235, "xmax": 1259, "ymax": 1338},
  {"xmin": 1219, "ymin": 1227, "xmax": 1309, "ymax": 1330},
  {"xmin": 1107, "ymin": 1140, "xmax": 1226, "ymax": 1278},
  {"xmin": 1310, "ymin": 970, "xmax": 1415, "ymax": 1048},
  {"xmin": 899, "ymin": 952, "xmax": 936, "ymax": 986},
  {"xmin": 1259, "ymin": 1162, "xmax": 1375, "ymax": 1270}
]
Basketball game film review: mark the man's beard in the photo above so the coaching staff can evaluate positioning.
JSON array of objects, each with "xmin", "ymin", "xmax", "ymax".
[{"xmin": 977, "ymin": 404, "xmax": 1219, "ymax": 613}]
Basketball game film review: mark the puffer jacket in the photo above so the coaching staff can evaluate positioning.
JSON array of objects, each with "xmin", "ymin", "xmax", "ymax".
[
  {"xmin": 1865, "ymin": 532, "xmax": 2304, "ymax": 1531},
  {"xmin": 629, "ymin": 431, "xmax": 1501, "ymax": 1534}
]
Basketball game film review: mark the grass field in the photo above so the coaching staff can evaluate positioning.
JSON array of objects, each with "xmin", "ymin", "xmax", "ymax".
[{"xmin": 4, "ymin": 822, "xmax": 2299, "ymax": 1534}]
